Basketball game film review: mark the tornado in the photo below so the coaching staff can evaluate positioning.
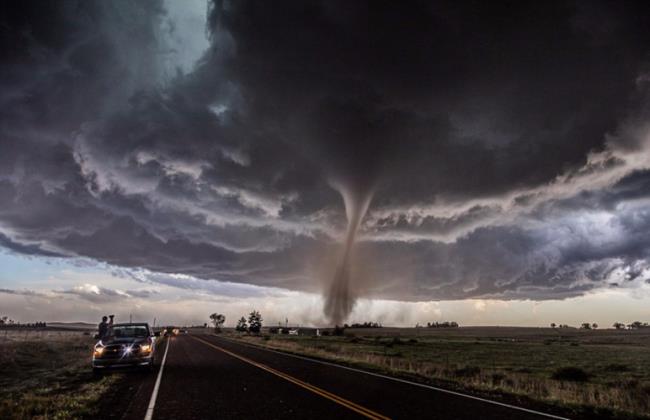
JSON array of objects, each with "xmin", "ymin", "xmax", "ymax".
[{"xmin": 324, "ymin": 183, "xmax": 374, "ymax": 325}]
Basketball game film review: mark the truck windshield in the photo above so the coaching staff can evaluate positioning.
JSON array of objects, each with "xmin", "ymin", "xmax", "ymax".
[{"xmin": 110, "ymin": 325, "xmax": 149, "ymax": 338}]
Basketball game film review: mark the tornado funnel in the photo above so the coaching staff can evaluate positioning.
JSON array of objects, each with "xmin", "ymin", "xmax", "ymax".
[{"xmin": 324, "ymin": 184, "xmax": 374, "ymax": 325}]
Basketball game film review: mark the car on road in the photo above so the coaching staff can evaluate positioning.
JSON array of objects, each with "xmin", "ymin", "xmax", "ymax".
[
  {"xmin": 162, "ymin": 326, "xmax": 180, "ymax": 336},
  {"xmin": 92, "ymin": 323, "xmax": 159, "ymax": 373}
]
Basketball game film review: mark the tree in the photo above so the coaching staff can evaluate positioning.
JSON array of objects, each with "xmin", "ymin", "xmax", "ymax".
[
  {"xmin": 580, "ymin": 322, "xmax": 591, "ymax": 330},
  {"xmin": 209, "ymin": 313, "xmax": 226, "ymax": 332},
  {"xmin": 613, "ymin": 322, "xmax": 625, "ymax": 330},
  {"xmin": 236, "ymin": 317, "xmax": 248, "ymax": 332},
  {"xmin": 550, "ymin": 323, "xmax": 556, "ymax": 328},
  {"xmin": 592, "ymin": 323, "xmax": 598, "ymax": 330},
  {"xmin": 248, "ymin": 310, "xmax": 262, "ymax": 333}
]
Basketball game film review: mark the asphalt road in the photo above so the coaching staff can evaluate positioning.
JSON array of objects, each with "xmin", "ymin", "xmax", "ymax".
[{"xmin": 96, "ymin": 333, "xmax": 567, "ymax": 420}]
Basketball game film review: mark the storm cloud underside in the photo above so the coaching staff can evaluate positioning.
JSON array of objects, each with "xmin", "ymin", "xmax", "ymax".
[{"xmin": 3, "ymin": 1, "xmax": 650, "ymax": 322}]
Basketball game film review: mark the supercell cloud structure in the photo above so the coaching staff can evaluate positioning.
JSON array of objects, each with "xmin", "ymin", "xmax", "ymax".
[{"xmin": 3, "ymin": 1, "xmax": 650, "ymax": 320}]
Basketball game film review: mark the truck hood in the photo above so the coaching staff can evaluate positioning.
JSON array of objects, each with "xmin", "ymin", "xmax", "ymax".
[{"xmin": 99, "ymin": 337, "xmax": 149, "ymax": 345}]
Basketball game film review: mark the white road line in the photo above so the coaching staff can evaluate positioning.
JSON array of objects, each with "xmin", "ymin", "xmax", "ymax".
[
  {"xmin": 144, "ymin": 337, "xmax": 171, "ymax": 420},
  {"xmin": 214, "ymin": 335, "xmax": 569, "ymax": 420}
]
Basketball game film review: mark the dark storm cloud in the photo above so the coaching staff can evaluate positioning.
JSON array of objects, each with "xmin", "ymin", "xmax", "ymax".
[
  {"xmin": 205, "ymin": 0, "xmax": 650, "ymax": 201},
  {"xmin": 2, "ymin": 0, "xmax": 650, "ymax": 315},
  {"xmin": 0, "ymin": 232, "xmax": 63, "ymax": 257}
]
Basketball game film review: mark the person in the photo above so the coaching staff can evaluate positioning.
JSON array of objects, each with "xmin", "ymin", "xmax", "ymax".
[
  {"xmin": 98, "ymin": 316, "xmax": 109, "ymax": 339},
  {"xmin": 98, "ymin": 315, "xmax": 115, "ymax": 339}
]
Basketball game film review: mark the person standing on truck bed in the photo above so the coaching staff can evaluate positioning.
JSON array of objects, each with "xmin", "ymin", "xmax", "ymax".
[{"xmin": 97, "ymin": 314, "xmax": 114, "ymax": 339}]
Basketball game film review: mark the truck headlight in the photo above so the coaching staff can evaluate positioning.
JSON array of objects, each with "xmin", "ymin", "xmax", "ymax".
[
  {"xmin": 140, "ymin": 344, "xmax": 152, "ymax": 353},
  {"xmin": 93, "ymin": 342, "xmax": 105, "ymax": 356}
]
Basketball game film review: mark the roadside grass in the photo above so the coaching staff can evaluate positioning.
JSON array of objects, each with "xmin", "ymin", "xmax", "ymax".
[
  {"xmin": 229, "ymin": 328, "xmax": 650, "ymax": 419},
  {"xmin": 0, "ymin": 330, "xmax": 121, "ymax": 420}
]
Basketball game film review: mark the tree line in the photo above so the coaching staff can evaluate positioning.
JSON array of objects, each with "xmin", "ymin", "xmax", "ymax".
[
  {"xmin": 0, "ymin": 316, "xmax": 46, "ymax": 328},
  {"xmin": 415, "ymin": 321, "xmax": 459, "ymax": 328},
  {"xmin": 343, "ymin": 322, "xmax": 382, "ymax": 328},
  {"xmin": 550, "ymin": 321, "xmax": 650, "ymax": 330},
  {"xmin": 209, "ymin": 310, "xmax": 263, "ymax": 333},
  {"xmin": 613, "ymin": 321, "xmax": 650, "ymax": 330}
]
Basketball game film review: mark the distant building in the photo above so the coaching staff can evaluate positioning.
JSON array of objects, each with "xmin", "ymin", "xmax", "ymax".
[
  {"xmin": 295, "ymin": 328, "xmax": 320, "ymax": 336},
  {"xmin": 269, "ymin": 326, "xmax": 321, "ymax": 336}
]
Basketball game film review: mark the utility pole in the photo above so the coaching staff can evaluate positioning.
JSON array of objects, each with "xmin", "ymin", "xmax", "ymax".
[{"xmin": 130, "ymin": 313, "xmax": 132, "ymax": 323}]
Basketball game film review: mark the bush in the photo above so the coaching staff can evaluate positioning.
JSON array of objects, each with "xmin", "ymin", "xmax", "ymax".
[
  {"xmin": 491, "ymin": 373, "xmax": 506, "ymax": 385},
  {"xmin": 454, "ymin": 366, "xmax": 481, "ymax": 377},
  {"xmin": 603, "ymin": 363, "xmax": 630, "ymax": 372},
  {"xmin": 551, "ymin": 366, "xmax": 590, "ymax": 382},
  {"xmin": 607, "ymin": 378, "xmax": 639, "ymax": 388}
]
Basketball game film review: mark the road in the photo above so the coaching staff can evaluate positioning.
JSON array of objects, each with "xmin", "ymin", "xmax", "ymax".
[{"xmin": 96, "ymin": 333, "xmax": 567, "ymax": 420}]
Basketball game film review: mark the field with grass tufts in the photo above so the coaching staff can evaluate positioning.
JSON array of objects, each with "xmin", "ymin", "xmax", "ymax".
[
  {"xmin": 231, "ymin": 327, "xmax": 650, "ymax": 419},
  {"xmin": 0, "ymin": 330, "xmax": 120, "ymax": 420}
]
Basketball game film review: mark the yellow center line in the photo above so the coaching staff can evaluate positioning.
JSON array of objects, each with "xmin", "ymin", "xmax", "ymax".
[{"xmin": 190, "ymin": 335, "xmax": 391, "ymax": 420}]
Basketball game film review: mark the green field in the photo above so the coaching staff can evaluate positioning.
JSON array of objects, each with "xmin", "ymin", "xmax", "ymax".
[
  {"xmin": 232, "ymin": 327, "xmax": 650, "ymax": 419},
  {"xmin": 0, "ymin": 330, "xmax": 119, "ymax": 420}
]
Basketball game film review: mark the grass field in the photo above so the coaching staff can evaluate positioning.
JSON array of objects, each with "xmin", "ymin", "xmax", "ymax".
[
  {"xmin": 4, "ymin": 326, "xmax": 649, "ymax": 418},
  {"xmin": 0, "ymin": 330, "xmax": 120, "ymax": 420},
  {"xmin": 231, "ymin": 327, "xmax": 650, "ymax": 419}
]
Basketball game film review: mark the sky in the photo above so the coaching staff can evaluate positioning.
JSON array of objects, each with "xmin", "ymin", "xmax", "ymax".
[{"xmin": 2, "ymin": 0, "xmax": 650, "ymax": 327}]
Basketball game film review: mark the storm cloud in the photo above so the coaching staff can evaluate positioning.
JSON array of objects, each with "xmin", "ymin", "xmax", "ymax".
[{"xmin": 2, "ymin": 1, "xmax": 650, "ymax": 322}]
